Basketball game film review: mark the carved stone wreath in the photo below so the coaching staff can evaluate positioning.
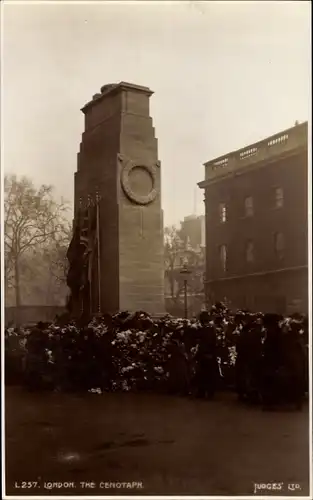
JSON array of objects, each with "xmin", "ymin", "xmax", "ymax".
[{"xmin": 120, "ymin": 161, "xmax": 158, "ymax": 205}]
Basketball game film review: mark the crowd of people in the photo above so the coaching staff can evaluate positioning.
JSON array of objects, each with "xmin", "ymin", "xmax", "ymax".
[{"xmin": 5, "ymin": 303, "xmax": 308, "ymax": 410}]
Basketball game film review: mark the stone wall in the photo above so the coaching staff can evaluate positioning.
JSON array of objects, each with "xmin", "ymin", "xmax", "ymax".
[
  {"xmin": 5, "ymin": 306, "xmax": 66, "ymax": 326},
  {"xmin": 207, "ymin": 268, "xmax": 308, "ymax": 314}
]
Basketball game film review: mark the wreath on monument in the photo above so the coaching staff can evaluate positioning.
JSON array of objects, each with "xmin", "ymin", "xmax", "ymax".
[{"xmin": 120, "ymin": 158, "xmax": 158, "ymax": 206}]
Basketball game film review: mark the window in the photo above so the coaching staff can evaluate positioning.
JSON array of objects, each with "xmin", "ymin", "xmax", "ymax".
[
  {"xmin": 275, "ymin": 232, "xmax": 285, "ymax": 259},
  {"xmin": 275, "ymin": 187, "xmax": 284, "ymax": 208},
  {"xmin": 246, "ymin": 240, "xmax": 254, "ymax": 263},
  {"xmin": 219, "ymin": 244, "xmax": 227, "ymax": 272},
  {"xmin": 244, "ymin": 196, "xmax": 254, "ymax": 217},
  {"xmin": 219, "ymin": 203, "xmax": 227, "ymax": 223}
]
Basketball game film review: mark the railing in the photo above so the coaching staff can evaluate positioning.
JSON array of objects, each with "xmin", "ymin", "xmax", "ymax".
[
  {"xmin": 239, "ymin": 147, "xmax": 258, "ymax": 160},
  {"xmin": 268, "ymin": 133, "xmax": 289, "ymax": 147},
  {"xmin": 212, "ymin": 158, "xmax": 229, "ymax": 170},
  {"xmin": 202, "ymin": 122, "xmax": 307, "ymax": 182}
]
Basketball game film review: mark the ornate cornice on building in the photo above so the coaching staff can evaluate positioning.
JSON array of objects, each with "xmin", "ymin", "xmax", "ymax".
[{"xmin": 198, "ymin": 121, "xmax": 308, "ymax": 188}]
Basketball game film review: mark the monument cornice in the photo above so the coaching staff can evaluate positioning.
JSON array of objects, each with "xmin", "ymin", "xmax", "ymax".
[{"xmin": 81, "ymin": 81, "xmax": 154, "ymax": 114}]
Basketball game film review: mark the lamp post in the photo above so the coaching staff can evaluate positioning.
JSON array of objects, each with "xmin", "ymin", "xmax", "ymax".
[{"xmin": 180, "ymin": 263, "xmax": 191, "ymax": 319}]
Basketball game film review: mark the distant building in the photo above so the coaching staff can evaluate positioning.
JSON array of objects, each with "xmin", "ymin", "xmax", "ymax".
[
  {"xmin": 164, "ymin": 214, "xmax": 206, "ymax": 317},
  {"xmin": 180, "ymin": 214, "xmax": 206, "ymax": 251},
  {"xmin": 198, "ymin": 122, "xmax": 308, "ymax": 315}
]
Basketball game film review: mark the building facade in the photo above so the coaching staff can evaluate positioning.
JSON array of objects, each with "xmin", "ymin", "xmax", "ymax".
[
  {"xmin": 180, "ymin": 214, "xmax": 206, "ymax": 251},
  {"xmin": 164, "ymin": 214, "xmax": 206, "ymax": 317},
  {"xmin": 198, "ymin": 122, "xmax": 308, "ymax": 315}
]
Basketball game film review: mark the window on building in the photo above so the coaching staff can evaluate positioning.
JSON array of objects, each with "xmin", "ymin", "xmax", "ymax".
[
  {"xmin": 219, "ymin": 203, "xmax": 227, "ymax": 223},
  {"xmin": 246, "ymin": 240, "xmax": 254, "ymax": 263},
  {"xmin": 244, "ymin": 196, "xmax": 254, "ymax": 217},
  {"xmin": 219, "ymin": 244, "xmax": 227, "ymax": 272},
  {"xmin": 275, "ymin": 187, "xmax": 284, "ymax": 208},
  {"xmin": 275, "ymin": 232, "xmax": 285, "ymax": 259}
]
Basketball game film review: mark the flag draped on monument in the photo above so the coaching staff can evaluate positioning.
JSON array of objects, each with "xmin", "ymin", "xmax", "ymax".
[{"xmin": 66, "ymin": 195, "xmax": 101, "ymax": 318}]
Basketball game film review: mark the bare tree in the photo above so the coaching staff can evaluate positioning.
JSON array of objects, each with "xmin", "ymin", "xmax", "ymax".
[
  {"xmin": 41, "ymin": 226, "xmax": 72, "ymax": 304},
  {"xmin": 4, "ymin": 174, "xmax": 71, "ymax": 307},
  {"xmin": 42, "ymin": 224, "xmax": 72, "ymax": 284}
]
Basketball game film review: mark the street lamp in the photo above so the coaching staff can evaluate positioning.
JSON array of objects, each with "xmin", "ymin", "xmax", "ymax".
[{"xmin": 180, "ymin": 262, "xmax": 192, "ymax": 319}]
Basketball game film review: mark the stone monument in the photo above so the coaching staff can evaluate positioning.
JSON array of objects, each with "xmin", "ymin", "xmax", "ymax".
[{"xmin": 67, "ymin": 82, "xmax": 165, "ymax": 316}]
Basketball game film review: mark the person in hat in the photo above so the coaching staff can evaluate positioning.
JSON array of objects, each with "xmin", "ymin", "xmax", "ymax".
[
  {"xmin": 194, "ymin": 313, "xmax": 219, "ymax": 399},
  {"xmin": 260, "ymin": 314, "xmax": 284, "ymax": 409},
  {"xmin": 280, "ymin": 320, "xmax": 306, "ymax": 409}
]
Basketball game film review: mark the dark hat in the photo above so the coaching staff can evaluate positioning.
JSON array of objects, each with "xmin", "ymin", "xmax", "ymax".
[
  {"xmin": 199, "ymin": 311, "xmax": 210, "ymax": 324},
  {"xmin": 263, "ymin": 313, "xmax": 282, "ymax": 326}
]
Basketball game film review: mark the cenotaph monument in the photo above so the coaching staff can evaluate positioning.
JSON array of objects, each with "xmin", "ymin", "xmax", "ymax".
[{"xmin": 67, "ymin": 82, "xmax": 165, "ymax": 316}]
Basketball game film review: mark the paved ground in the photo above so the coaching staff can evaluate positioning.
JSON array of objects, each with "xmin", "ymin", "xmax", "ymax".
[{"xmin": 5, "ymin": 387, "xmax": 310, "ymax": 496}]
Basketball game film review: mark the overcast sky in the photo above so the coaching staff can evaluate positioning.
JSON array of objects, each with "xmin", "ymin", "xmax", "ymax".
[{"xmin": 2, "ymin": 0, "xmax": 311, "ymax": 226}]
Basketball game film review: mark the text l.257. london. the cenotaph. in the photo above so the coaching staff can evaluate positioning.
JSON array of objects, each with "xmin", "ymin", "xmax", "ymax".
[{"xmin": 67, "ymin": 82, "xmax": 165, "ymax": 316}]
